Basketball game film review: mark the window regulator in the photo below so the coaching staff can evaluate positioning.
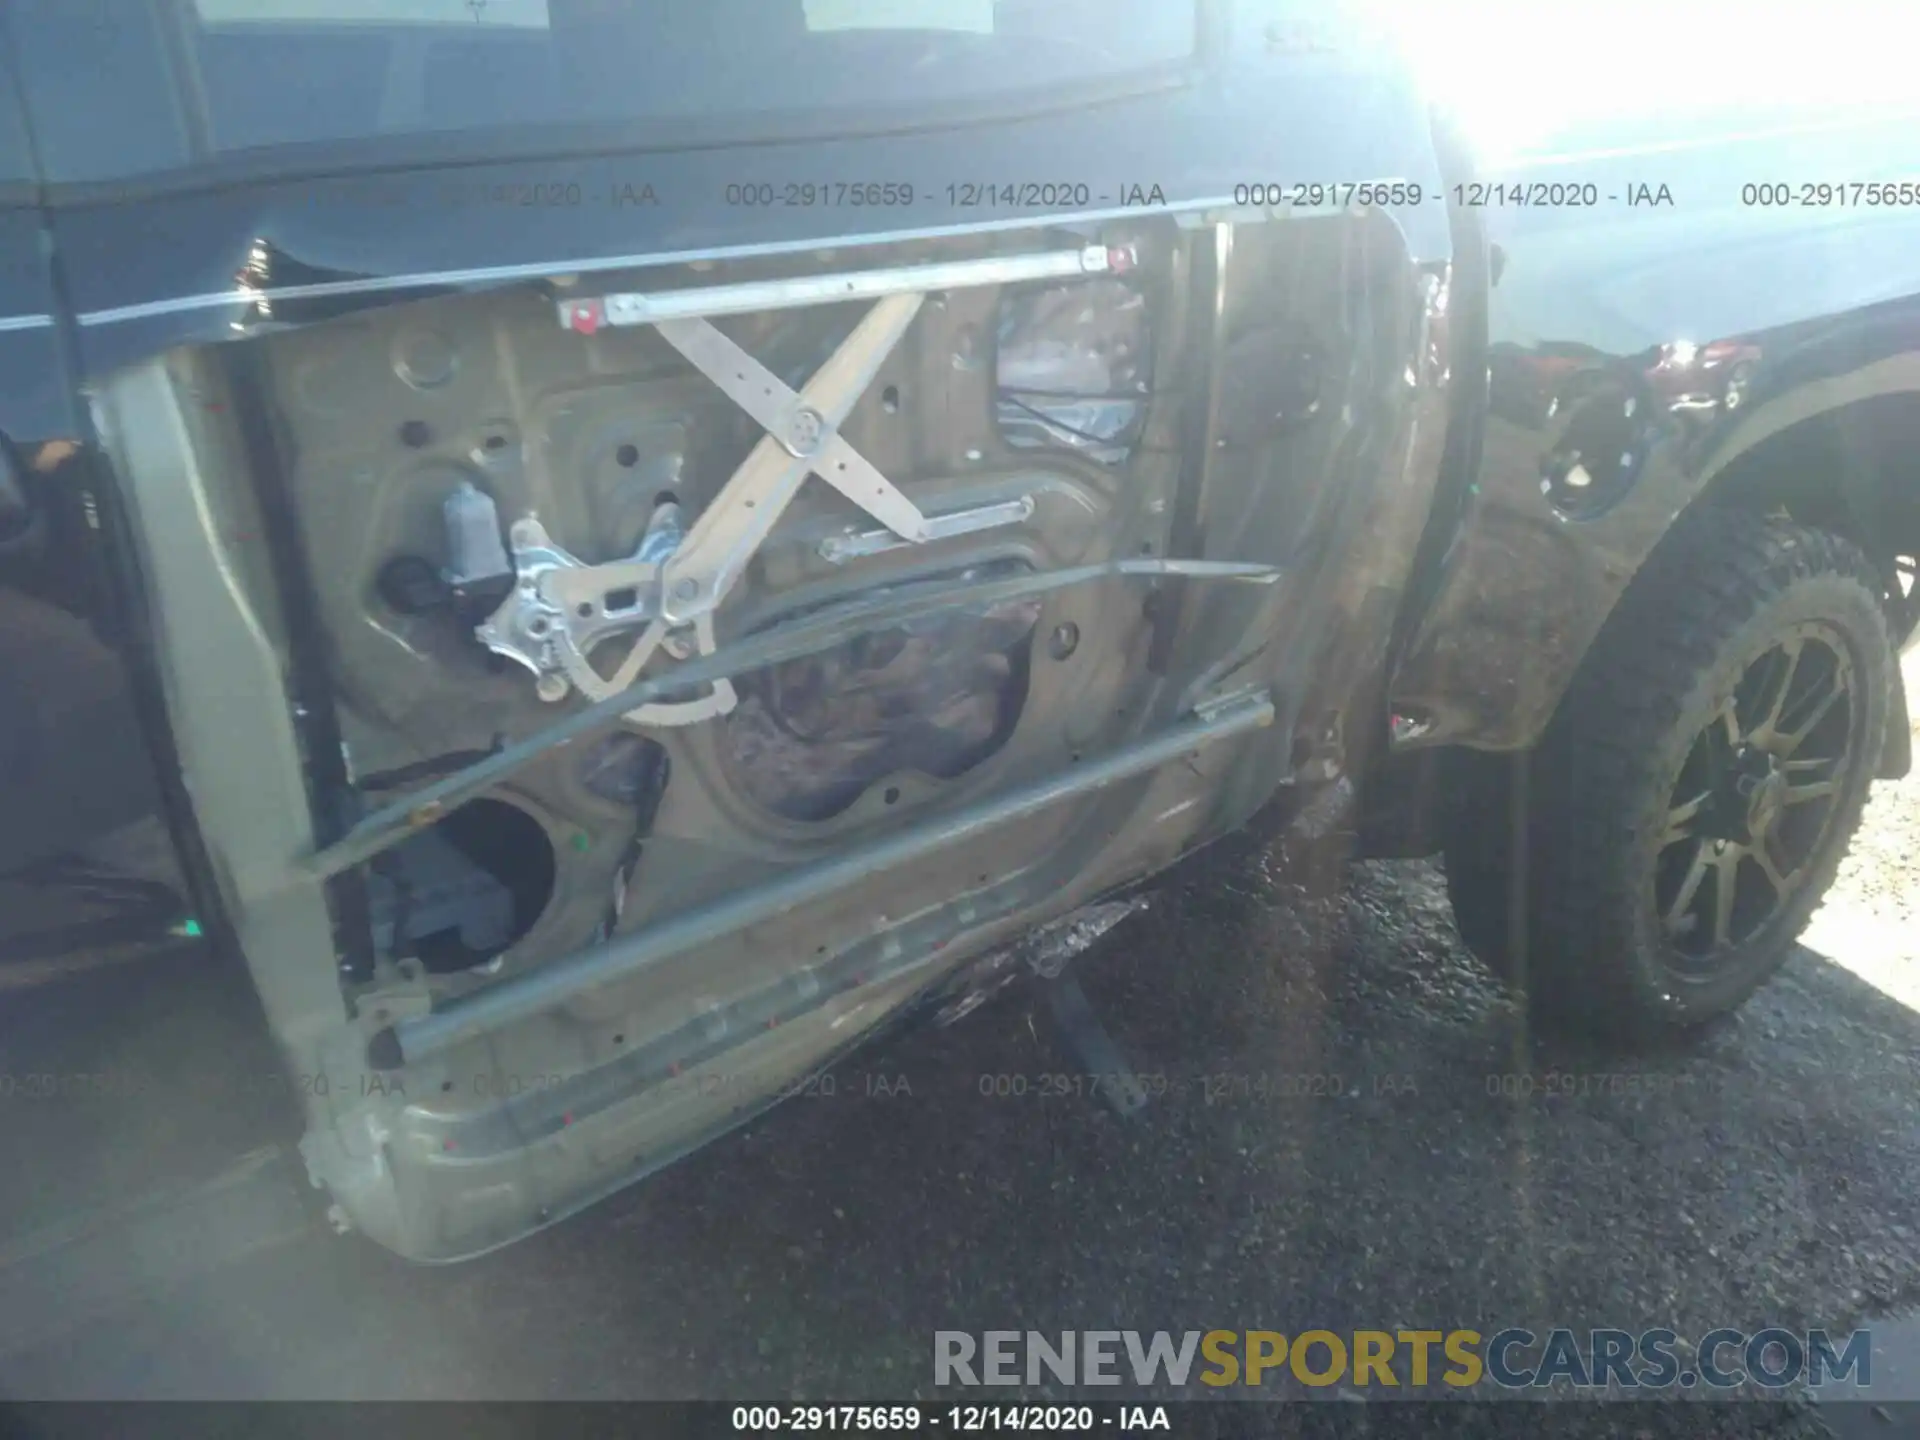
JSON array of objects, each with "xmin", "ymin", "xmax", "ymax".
[{"xmin": 472, "ymin": 244, "xmax": 1130, "ymax": 727}]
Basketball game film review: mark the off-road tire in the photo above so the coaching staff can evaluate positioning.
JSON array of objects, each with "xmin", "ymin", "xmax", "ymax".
[{"xmin": 1444, "ymin": 509, "xmax": 1893, "ymax": 1039}]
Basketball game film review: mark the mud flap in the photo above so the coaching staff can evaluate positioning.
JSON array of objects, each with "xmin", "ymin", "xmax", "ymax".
[{"xmin": 1881, "ymin": 657, "xmax": 1912, "ymax": 780}]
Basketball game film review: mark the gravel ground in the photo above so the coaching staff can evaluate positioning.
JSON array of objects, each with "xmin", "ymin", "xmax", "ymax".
[{"xmin": 0, "ymin": 661, "xmax": 1916, "ymax": 1438}]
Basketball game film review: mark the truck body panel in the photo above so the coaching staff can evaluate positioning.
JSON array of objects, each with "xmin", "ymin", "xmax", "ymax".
[
  {"xmin": 1, "ymin": 3, "xmax": 1913, "ymax": 1259},
  {"xmin": 1392, "ymin": 111, "xmax": 1920, "ymax": 752}
]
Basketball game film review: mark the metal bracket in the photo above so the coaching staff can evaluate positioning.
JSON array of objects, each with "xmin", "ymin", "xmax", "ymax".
[
  {"xmin": 557, "ymin": 244, "xmax": 1123, "ymax": 332},
  {"xmin": 820, "ymin": 495, "xmax": 1036, "ymax": 564},
  {"xmin": 476, "ymin": 515, "xmax": 736, "ymax": 726}
]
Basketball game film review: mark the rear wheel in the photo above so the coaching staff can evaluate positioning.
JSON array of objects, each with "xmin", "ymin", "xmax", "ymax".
[{"xmin": 1444, "ymin": 510, "xmax": 1893, "ymax": 1039}]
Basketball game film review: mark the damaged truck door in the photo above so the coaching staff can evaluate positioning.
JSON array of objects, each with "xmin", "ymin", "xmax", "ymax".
[{"xmin": 2, "ymin": 0, "xmax": 1454, "ymax": 1258}]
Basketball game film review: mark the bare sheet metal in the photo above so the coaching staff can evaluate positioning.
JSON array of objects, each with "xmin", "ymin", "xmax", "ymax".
[
  {"xmin": 302, "ymin": 555, "xmax": 1282, "ymax": 881},
  {"xmin": 374, "ymin": 687, "xmax": 1274, "ymax": 1068}
]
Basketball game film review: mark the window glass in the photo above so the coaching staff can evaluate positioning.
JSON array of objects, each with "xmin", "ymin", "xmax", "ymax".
[
  {"xmin": 8, "ymin": 2, "xmax": 194, "ymax": 182},
  {"xmin": 0, "ymin": 80, "xmax": 33, "ymax": 185},
  {"xmin": 11, "ymin": 0, "xmax": 1200, "ymax": 182}
]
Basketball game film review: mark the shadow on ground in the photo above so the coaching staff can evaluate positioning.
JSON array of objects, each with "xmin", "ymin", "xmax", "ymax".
[{"xmin": 0, "ymin": 808, "xmax": 1914, "ymax": 1440}]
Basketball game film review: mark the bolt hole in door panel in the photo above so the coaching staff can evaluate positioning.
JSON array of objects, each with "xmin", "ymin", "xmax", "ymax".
[{"xmin": 25, "ymin": 3, "xmax": 1458, "ymax": 1255}]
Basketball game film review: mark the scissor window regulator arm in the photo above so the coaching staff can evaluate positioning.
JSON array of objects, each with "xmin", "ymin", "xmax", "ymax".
[{"xmin": 478, "ymin": 245, "xmax": 1128, "ymax": 726}]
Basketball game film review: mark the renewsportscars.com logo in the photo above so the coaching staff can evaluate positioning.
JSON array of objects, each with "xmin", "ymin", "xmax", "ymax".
[{"xmin": 934, "ymin": 1328, "xmax": 1871, "ymax": 1391}]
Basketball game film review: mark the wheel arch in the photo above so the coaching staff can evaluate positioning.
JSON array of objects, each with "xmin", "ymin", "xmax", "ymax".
[
  {"xmin": 1686, "ymin": 384, "xmax": 1920, "ymax": 777},
  {"xmin": 1372, "ymin": 374, "xmax": 1920, "ymax": 862}
]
